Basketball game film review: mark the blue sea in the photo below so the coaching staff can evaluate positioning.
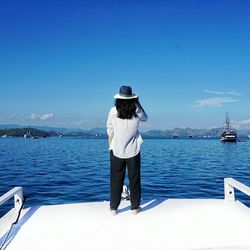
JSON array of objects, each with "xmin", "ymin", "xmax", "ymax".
[{"xmin": 1, "ymin": 137, "xmax": 250, "ymax": 215}]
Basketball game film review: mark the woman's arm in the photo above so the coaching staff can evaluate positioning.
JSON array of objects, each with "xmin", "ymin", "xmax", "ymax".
[
  {"xmin": 136, "ymin": 98, "xmax": 148, "ymax": 122},
  {"xmin": 107, "ymin": 108, "xmax": 115, "ymax": 148},
  {"xmin": 136, "ymin": 98, "xmax": 145, "ymax": 112}
]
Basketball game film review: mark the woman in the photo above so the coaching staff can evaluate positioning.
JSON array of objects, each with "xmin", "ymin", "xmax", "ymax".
[{"xmin": 107, "ymin": 85, "xmax": 148, "ymax": 215}]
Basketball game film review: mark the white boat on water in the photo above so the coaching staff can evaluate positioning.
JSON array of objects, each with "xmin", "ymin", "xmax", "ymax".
[
  {"xmin": 1, "ymin": 135, "xmax": 7, "ymax": 138},
  {"xmin": 1, "ymin": 178, "xmax": 250, "ymax": 250},
  {"xmin": 221, "ymin": 113, "xmax": 237, "ymax": 143}
]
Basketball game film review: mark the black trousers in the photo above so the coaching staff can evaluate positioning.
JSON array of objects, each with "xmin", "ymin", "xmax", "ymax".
[{"xmin": 110, "ymin": 150, "xmax": 141, "ymax": 210}]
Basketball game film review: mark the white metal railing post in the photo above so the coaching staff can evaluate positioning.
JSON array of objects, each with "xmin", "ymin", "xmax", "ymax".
[
  {"xmin": 224, "ymin": 178, "xmax": 235, "ymax": 202},
  {"xmin": 14, "ymin": 188, "xmax": 23, "ymax": 211},
  {"xmin": 224, "ymin": 178, "xmax": 250, "ymax": 202},
  {"xmin": 0, "ymin": 187, "xmax": 23, "ymax": 215}
]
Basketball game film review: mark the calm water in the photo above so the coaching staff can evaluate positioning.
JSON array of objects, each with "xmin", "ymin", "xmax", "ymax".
[{"xmin": 1, "ymin": 138, "xmax": 250, "ymax": 214}]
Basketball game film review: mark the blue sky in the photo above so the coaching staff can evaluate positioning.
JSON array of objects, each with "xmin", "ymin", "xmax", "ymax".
[{"xmin": 0, "ymin": 0, "xmax": 250, "ymax": 130}]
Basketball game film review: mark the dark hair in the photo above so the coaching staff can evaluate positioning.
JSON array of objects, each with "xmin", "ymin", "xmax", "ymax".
[{"xmin": 115, "ymin": 98, "xmax": 138, "ymax": 119}]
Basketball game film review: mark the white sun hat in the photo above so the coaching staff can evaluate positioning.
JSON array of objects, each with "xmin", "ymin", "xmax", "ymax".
[{"xmin": 114, "ymin": 86, "xmax": 138, "ymax": 99}]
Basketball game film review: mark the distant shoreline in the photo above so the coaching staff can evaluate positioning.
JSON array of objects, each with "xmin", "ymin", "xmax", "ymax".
[
  {"xmin": 0, "ymin": 127, "xmax": 250, "ymax": 140},
  {"xmin": 1, "ymin": 126, "xmax": 250, "ymax": 139}
]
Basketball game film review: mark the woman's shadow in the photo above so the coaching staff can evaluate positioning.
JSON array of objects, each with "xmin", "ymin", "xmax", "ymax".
[{"xmin": 118, "ymin": 198, "xmax": 166, "ymax": 213}]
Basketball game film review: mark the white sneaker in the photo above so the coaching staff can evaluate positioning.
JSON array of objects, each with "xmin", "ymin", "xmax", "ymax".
[
  {"xmin": 109, "ymin": 209, "xmax": 118, "ymax": 216},
  {"xmin": 131, "ymin": 207, "xmax": 141, "ymax": 215}
]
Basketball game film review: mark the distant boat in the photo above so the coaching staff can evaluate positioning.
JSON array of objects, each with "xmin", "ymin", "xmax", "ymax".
[
  {"xmin": 238, "ymin": 139, "xmax": 246, "ymax": 142},
  {"xmin": 221, "ymin": 113, "xmax": 237, "ymax": 143},
  {"xmin": 173, "ymin": 135, "xmax": 178, "ymax": 139},
  {"xmin": 24, "ymin": 130, "xmax": 32, "ymax": 138},
  {"xmin": 248, "ymin": 135, "xmax": 250, "ymax": 139},
  {"xmin": 2, "ymin": 134, "xmax": 7, "ymax": 138},
  {"xmin": 188, "ymin": 135, "xmax": 192, "ymax": 138},
  {"xmin": 203, "ymin": 135, "xmax": 211, "ymax": 139}
]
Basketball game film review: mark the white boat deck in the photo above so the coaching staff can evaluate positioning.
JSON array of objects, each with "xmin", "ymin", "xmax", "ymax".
[
  {"xmin": 1, "ymin": 178, "xmax": 250, "ymax": 250},
  {"xmin": 1, "ymin": 198, "xmax": 250, "ymax": 250}
]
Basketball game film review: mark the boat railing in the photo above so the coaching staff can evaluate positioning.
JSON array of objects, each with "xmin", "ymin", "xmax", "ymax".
[
  {"xmin": 224, "ymin": 178, "xmax": 250, "ymax": 202},
  {"xmin": 0, "ymin": 187, "xmax": 23, "ymax": 215},
  {"xmin": 1, "ymin": 180, "xmax": 249, "ymax": 216}
]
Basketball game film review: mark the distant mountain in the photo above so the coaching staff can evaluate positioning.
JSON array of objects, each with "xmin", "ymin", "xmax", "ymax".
[
  {"xmin": 0, "ymin": 124, "xmax": 23, "ymax": 129},
  {"xmin": 88, "ymin": 127, "xmax": 107, "ymax": 135},
  {"xmin": 0, "ymin": 124, "xmax": 85, "ymax": 133},
  {"xmin": 0, "ymin": 128, "xmax": 53, "ymax": 137},
  {"xmin": 142, "ymin": 129, "xmax": 168, "ymax": 138},
  {"xmin": 142, "ymin": 127, "xmax": 250, "ymax": 138},
  {"xmin": 1, "ymin": 124, "xmax": 250, "ymax": 138}
]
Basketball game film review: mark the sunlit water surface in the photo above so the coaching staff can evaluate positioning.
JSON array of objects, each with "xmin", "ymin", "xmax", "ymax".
[{"xmin": 1, "ymin": 138, "xmax": 250, "ymax": 215}]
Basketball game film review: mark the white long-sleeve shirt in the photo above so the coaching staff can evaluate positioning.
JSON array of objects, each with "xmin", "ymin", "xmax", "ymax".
[{"xmin": 107, "ymin": 106, "xmax": 148, "ymax": 159}]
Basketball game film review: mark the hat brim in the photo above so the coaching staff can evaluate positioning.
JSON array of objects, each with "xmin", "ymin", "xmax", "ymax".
[{"xmin": 114, "ymin": 93, "xmax": 138, "ymax": 99}]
